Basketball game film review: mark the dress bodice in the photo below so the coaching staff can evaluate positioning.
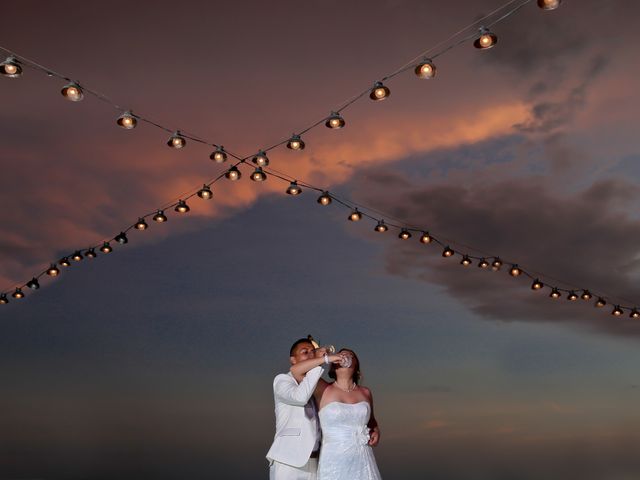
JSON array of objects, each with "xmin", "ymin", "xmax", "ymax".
[{"xmin": 319, "ymin": 401, "xmax": 371, "ymax": 446}]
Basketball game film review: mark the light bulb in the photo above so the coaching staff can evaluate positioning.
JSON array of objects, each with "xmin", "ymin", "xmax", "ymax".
[
  {"xmin": 85, "ymin": 248, "xmax": 97, "ymax": 258},
  {"xmin": 27, "ymin": 278, "xmax": 40, "ymax": 290},
  {"xmin": 115, "ymin": 232, "xmax": 128, "ymax": 244},
  {"xmin": 317, "ymin": 191, "xmax": 332, "ymax": 206},
  {"xmin": 197, "ymin": 185, "xmax": 213, "ymax": 199},
  {"xmin": 399, "ymin": 229, "xmax": 412, "ymax": 240},
  {"xmin": 349, "ymin": 209, "xmax": 362, "ymax": 222},
  {"xmin": 117, "ymin": 111, "xmax": 137, "ymax": 129},
  {"xmin": 210, "ymin": 146, "xmax": 227, "ymax": 163},
  {"xmin": 167, "ymin": 131, "xmax": 186, "ymax": 148},
  {"xmin": 1, "ymin": 56, "xmax": 22, "ymax": 77},
  {"xmin": 153, "ymin": 210, "xmax": 168, "ymax": 222},
  {"xmin": 286, "ymin": 181, "xmax": 302, "ymax": 195},
  {"xmin": 415, "ymin": 58, "xmax": 436, "ymax": 79},
  {"xmin": 370, "ymin": 81, "xmax": 390, "ymax": 101},
  {"xmin": 442, "ymin": 246, "xmax": 455, "ymax": 257},
  {"xmin": 287, "ymin": 134, "xmax": 305, "ymax": 151},
  {"xmin": 595, "ymin": 297, "xmax": 607, "ymax": 308},
  {"xmin": 630, "ymin": 309, "xmax": 640, "ymax": 319},
  {"xmin": 61, "ymin": 82, "xmax": 84, "ymax": 101},
  {"xmin": 100, "ymin": 242, "xmax": 113, "ymax": 253},
  {"xmin": 531, "ymin": 279, "xmax": 544, "ymax": 290},
  {"xmin": 492, "ymin": 258, "xmax": 503, "ymax": 270},
  {"xmin": 461, "ymin": 255, "xmax": 472, "ymax": 266},
  {"xmin": 326, "ymin": 112, "xmax": 345, "ymax": 129},
  {"xmin": 252, "ymin": 151, "xmax": 269, "ymax": 167},
  {"xmin": 375, "ymin": 220, "xmax": 388, "ymax": 233},
  {"xmin": 474, "ymin": 27, "xmax": 498, "ymax": 49},
  {"xmin": 0, "ymin": 294, "xmax": 8, "ymax": 304},
  {"xmin": 59, "ymin": 257, "xmax": 71, "ymax": 267},
  {"xmin": 550, "ymin": 288, "xmax": 561, "ymax": 299},
  {"xmin": 537, "ymin": 0, "xmax": 561, "ymax": 10},
  {"xmin": 581, "ymin": 290, "xmax": 592, "ymax": 300},
  {"xmin": 251, "ymin": 167, "xmax": 267, "ymax": 182},
  {"xmin": 175, "ymin": 200, "xmax": 190, "ymax": 213},
  {"xmin": 225, "ymin": 166, "xmax": 241, "ymax": 181},
  {"xmin": 135, "ymin": 218, "xmax": 148, "ymax": 230},
  {"xmin": 478, "ymin": 258, "xmax": 489, "ymax": 269},
  {"xmin": 612, "ymin": 305, "xmax": 624, "ymax": 316},
  {"xmin": 71, "ymin": 251, "xmax": 83, "ymax": 261},
  {"xmin": 47, "ymin": 264, "xmax": 60, "ymax": 276},
  {"xmin": 12, "ymin": 288, "xmax": 24, "ymax": 299},
  {"xmin": 567, "ymin": 291, "xmax": 578, "ymax": 301},
  {"xmin": 420, "ymin": 232, "xmax": 432, "ymax": 244},
  {"xmin": 509, "ymin": 264, "xmax": 522, "ymax": 276}
]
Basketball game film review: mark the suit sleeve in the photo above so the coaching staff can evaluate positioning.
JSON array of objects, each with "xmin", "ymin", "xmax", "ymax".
[{"xmin": 274, "ymin": 366, "xmax": 324, "ymax": 406}]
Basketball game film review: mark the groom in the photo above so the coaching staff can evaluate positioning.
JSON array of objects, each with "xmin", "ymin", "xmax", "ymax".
[{"xmin": 266, "ymin": 337, "xmax": 329, "ymax": 480}]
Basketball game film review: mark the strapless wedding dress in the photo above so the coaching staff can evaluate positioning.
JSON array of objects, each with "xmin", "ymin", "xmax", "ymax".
[{"xmin": 317, "ymin": 401, "xmax": 382, "ymax": 480}]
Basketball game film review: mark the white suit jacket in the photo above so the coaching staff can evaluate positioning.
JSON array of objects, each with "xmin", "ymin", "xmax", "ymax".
[{"xmin": 266, "ymin": 366, "xmax": 324, "ymax": 468}]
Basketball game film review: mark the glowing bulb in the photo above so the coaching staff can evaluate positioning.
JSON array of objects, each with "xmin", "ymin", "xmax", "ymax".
[
  {"xmin": 630, "ymin": 309, "xmax": 640, "ymax": 319},
  {"xmin": 210, "ymin": 146, "xmax": 227, "ymax": 163},
  {"xmin": 612, "ymin": 305, "xmax": 624, "ymax": 316},
  {"xmin": 59, "ymin": 257, "xmax": 71, "ymax": 267},
  {"xmin": 225, "ymin": 166, "xmax": 241, "ymax": 181},
  {"xmin": 85, "ymin": 248, "xmax": 97, "ymax": 258},
  {"xmin": 415, "ymin": 58, "xmax": 436, "ymax": 79},
  {"xmin": 0, "ymin": 294, "xmax": 8, "ymax": 304},
  {"xmin": 595, "ymin": 297, "xmax": 607, "ymax": 308},
  {"xmin": 197, "ymin": 184, "xmax": 213, "ymax": 199},
  {"xmin": 326, "ymin": 112, "xmax": 345, "ymax": 129},
  {"xmin": 461, "ymin": 255, "xmax": 472, "ymax": 266},
  {"xmin": 117, "ymin": 111, "xmax": 137, "ymax": 129},
  {"xmin": 399, "ymin": 229, "xmax": 412, "ymax": 240},
  {"xmin": 581, "ymin": 290, "xmax": 592, "ymax": 300},
  {"xmin": 71, "ymin": 251, "xmax": 83, "ymax": 261},
  {"xmin": 167, "ymin": 131, "xmax": 186, "ymax": 148},
  {"xmin": 287, "ymin": 134, "xmax": 305, "ymax": 151},
  {"xmin": 317, "ymin": 191, "xmax": 332, "ymax": 206},
  {"xmin": 531, "ymin": 279, "xmax": 544, "ymax": 290},
  {"xmin": 100, "ymin": 242, "xmax": 113, "ymax": 253},
  {"xmin": 442, "ymin": 246, "xmax": 455, "ymax": 257},
  {"xmin": 175, "ymin": 200, "xmax": 190, "ymax": 213},
  {"xmin": 135, "ymin": 218, "xmax": 148, "ymax": 230},
  {"xmin": 252, "ymin": 151, "xmax": 269, "ymax": 167},
  {"xmin": 1, "ymin": 56, "xmax": 22, "ymax": 77},
  {"xmin": 491, "ymin": 258, "xmax": 503, "ymax": 270},
  {"xmin": 478, "ymin": 258, "xmax": 490, "ymax": 269},
  {"xmin": 12, "ymin": 288, "xmax": 24, "ymax": 299},
  {"xmin": 537, "ymin": 0, "xmax": 561, "ymax": 10},
  {"xmin": 550, "ymin": 288, "xmax": 561, "ymax": 299},
  {"xmin": 509, "ymin": 264, "xmax": 522, "ymax": 276},
  {"xmin": 61, "ymin": 82, "xmax": 84, "ymax": 101},
  {"xmin": 47, "ymin": 264, "xmax": 60, "ymax": 276},
  {"xmin": 286, "ymin": 181, "xmax": 302, "ymax": 195},
  {"xmin": 375, "ymin": 220, "xmax": 388, "ymax": 233},
  {"xmin": 115, "ymin": 232, "xmax": 128, "ymax": 244},
  {"xmin": 153, "ymin": 210, "xmax": 168, "ymax": 222},
  {"xmin": 251, "ymin": 167, "xmax": 267, "ymax": 182},
  {"xmin": 370, "ymin": 81, "xmax": 390, "ymax": 101},
  {"xmin": 474, "ymin": 27, "xmax": 498, "ymax": 49},
  {"xmin": 349, "ymin": 209, "xmax": 362, "ymax": 222},
  {"xmin": 27, "ymin": 278, "xmax": 40, "ymax": 290},
  {"xmin": 419, "ymin": 232, "xmax": 432, "ymax": 244},
  {"xmin": 567, "ymin": 291, "xmax": 578, "ymax": 301}
]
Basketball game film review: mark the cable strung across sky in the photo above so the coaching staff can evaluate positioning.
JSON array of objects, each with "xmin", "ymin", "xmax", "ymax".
[{"xmin": 7, "ymin": 0, "xmax": 633, "ymax": 320}]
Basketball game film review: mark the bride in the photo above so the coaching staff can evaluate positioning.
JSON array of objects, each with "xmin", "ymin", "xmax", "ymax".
[{"xmin": 314, "ymin": 348, "xmax": 382, "ymax": 479}]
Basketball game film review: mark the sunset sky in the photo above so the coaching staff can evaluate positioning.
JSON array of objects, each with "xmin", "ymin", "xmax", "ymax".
[{"xmin": 2, "ymin": 1, "xmax": 640, "ymax": 478}]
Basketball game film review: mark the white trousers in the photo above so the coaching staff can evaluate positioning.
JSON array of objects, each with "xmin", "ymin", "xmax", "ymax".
[{"xmin": 269, "ymin": 458, "xmax": 318, "ymax": 480}]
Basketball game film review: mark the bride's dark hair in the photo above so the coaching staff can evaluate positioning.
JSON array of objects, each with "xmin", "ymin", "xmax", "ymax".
[{"xmin": 328, "ymin": 348, "xmax": 362, "ymax": 385}]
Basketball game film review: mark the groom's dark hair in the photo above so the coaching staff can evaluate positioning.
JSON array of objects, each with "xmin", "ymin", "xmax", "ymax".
[{"xmin": 290, "ymin": 338, "xmax": 313, "ymax": 356}]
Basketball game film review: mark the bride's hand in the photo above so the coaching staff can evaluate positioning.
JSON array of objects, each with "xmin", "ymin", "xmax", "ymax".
[{"xmin": 368, "ymin": 427, "xmax": 380, "ymax": 447}]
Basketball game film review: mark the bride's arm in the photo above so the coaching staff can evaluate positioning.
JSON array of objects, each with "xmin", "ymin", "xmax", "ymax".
[
  {"xmin": 290, "ymin": 353, "xmax": 342, "ymax": 382},
  {"xmin": 362, "ymin": 387, "xmax": 380, "ymax": 446}
]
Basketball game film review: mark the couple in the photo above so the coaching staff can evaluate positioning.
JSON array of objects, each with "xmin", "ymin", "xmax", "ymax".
[{"xmin": 266, "ymin": 336, "xmax": 382, "ymax": 479}]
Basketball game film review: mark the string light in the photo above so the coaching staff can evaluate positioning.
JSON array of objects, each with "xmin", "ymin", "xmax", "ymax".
[
  {"xmin": 210, "ymin": 146, "xmax": 227, "ymax": 163},
  {"xmin": 252, "ymin": 151, "xmax": 269, "ymax": 167},
  {"xmin": 317, "ymin": 191, "xmax": 332, "ymax": 206},
  {"xmin": 491, "ymin": 257, "xmax": 503, "ymax": 270},
  {"xmin": 135, "ymin": 218, "xmax": 149, "ymax": 230},
  {"xmin": 46, "ymin": 264, "xmax": 60, "ymax": 276},
  {"xmin": 225, "ymin": 166, "xmax": 241, "ymax": 181},
  {"xmin": 197, "ymin": 184, "xmax": 213, "ymax": 199},
  {"xmin": 415, "ymin": 58, "xmax": 436, "ymax": 79},
  {"xmin": 114, "ymin": 232, "xmax": 128, "ymax": 244},
  {"xmin": 531, "ymin": 279, "xmax": 544, "ymax": 290},
  {"xmin": 478, "ymin": 258, "xmax": 490, "ymax": 269},
  {"xmin": 581, "ymin": 290, "xmax": 592, "ymax": 301},
  {"xmin": 1, "ymin": 56, "xmax": 22, "ymax": 77},
  {"xmin": 175, "ymin": 200, "xmax": 190, "ymax": 213},
  {"xmin": 349, "ymin": 209, "xmax": 362, "ymax": 222},
  {"xmin": 167, "ymin": 131, "xmax": 186, "ymax": 149},
  {"xmin": 442, "ymin": 246, "xmax": 455, "ymax": 257},
  {"xmin": 0, "ymin": 294, "xmax": 8, "ymax": 304},
  {"xmin": 538, "ymin": 0, "xmax": 561, "ymax": 10},
  {"xmin": 612, "ymin": 305, "xmax": 624, "ymax": 316},
  {"xmin": 509, "ymin": 264, "xmax": 522, "ymax": 276},
  {"xmin": 85, "ymin": 248, "xmax": 97, "ymax": 258},
  {"xmin": 474, "ymin": 27, "xmax": 498, "ymax": 49},
  {"xmin": 420, "ymin": 232, "xmax": 433, "ymax": 244},
  {"xmin": 630, "ymin": 309, "xmax": 640, "ymax": 319},
  {"xmin": 399, "ymin": 229, "xmax": 412, "ymax": 240},
  {"xmin": 12, "ymin": 288, "xmax": 24, "ymax": 299},
  {"xmin": 26, "ymin": 278, "xmax": 40, "ymax": 290},
  {"xmin": 550, "ymin": 288, "xmax": 561, "ymax": 299},
  {"xmin": 567, "ymin": 291, "xmax": 578, "ymax": 301},
  {"xmin": 59, "ymin": 257, "xmax": 71, "ymax": 267},
  {"xmin": 286, "ymin": 181, "xmax": 302, "ymax": 195},
  {"xmin": 251, "ymin": 167, "xmax": 267, "ymax": 182},
  {"xmin": 61, "ymin": 82, "xmax": 83, "ymax": 101},
  {"xmin": 326, "ymin": 112, "xmax": 345, "ymax": 129},
  {"xmin": 374, "ymin": 220, "xmax": 388, "ymax": 233},
  {"xmin": 461, "ymin": 255, "xmax": 472, "ymax": 266},
  {"xmin": 370, "ymin": 81, "xmax": 390, "ymax": 101},
  {"xmin": 595, "ymin": 297, "xmax": 607, "ymax": 308},
  {"xmin": 153, "ymin": 210, "xmax": 167, "ymax": 222},
  {"xmin": 100, "ymin": 242, "xmax": 113, "ymax": 253},
  {"xmin": 286, "ymin": 134, "xmax": 305, "ymax": 151},
  {"xmin": 71, "ymin": 251, "xmax": 83, "ymax": 261},
  {"xmin": 116, "ymin": 111, "xmax": 137, "ymax": 129}
]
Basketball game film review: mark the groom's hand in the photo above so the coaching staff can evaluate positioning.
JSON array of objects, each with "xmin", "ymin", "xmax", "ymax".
[{"xmin": 368, "ymin": 427, "xmax": 380, "ymax": 447}]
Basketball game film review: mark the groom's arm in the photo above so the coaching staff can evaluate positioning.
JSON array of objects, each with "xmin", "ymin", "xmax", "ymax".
[{"xmin": 274, "ymin": 366, "xmax": 324, "ymax": 406}]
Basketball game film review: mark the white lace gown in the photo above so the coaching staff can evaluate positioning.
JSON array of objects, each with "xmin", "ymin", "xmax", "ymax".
[{"xmin": 317, "ymin": 402, "xmax": 382, "ymax": 480}]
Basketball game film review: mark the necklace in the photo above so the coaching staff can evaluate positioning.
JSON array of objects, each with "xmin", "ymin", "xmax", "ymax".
[{"xmin": 334, "ymin": 381, "xmax": 357, "ymax": 393}]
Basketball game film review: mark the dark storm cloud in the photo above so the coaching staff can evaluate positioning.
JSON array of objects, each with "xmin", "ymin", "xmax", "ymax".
[{"xmin": 351, "ymin": 167, "xmax": 640, "ymax": 338}]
